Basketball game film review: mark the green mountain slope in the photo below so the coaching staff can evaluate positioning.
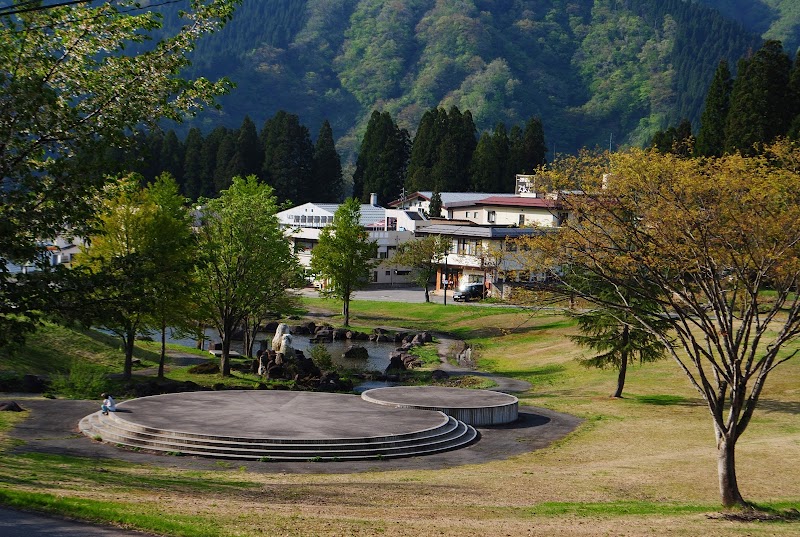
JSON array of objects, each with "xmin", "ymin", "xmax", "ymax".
[
  {"xmin": 696, "ymin": 0, "xmax": 800, "ymax": 54},
  {"xmin": 175, "ymin": 0, "xmax": 761, "ymax": 160}
]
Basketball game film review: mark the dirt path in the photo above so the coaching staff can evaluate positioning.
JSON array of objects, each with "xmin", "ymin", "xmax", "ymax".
[{"xmin": 434, "ymin": 335, "xmax": 532, "ymax": 394}]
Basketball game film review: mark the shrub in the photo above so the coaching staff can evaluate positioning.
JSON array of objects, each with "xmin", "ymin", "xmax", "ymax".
[
  {"xmin": 309, "ymin": 344, "xmax": 335, "ymax": 371},
  {"xmin": 48, "ymin": 361, "xmax": 109, "ymax": 399}
]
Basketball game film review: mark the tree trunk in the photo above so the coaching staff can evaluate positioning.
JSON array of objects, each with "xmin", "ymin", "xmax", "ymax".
[
  {"xmin": 612, "ymin": 326, "xmax": 629, "ymax": 398},
  {"xmin": 158, "ymin": 320, "xmax": 166, "ymax": 379},
  {"xmin": 718, "ymin": 433, "xmax": 746, "ymax": 507},
  {"xmin": 343, "ymin": 297, "xmax": 350, "ymax": 327},
  {"xmin": 221, "ymin": 336, "xmax": 232, "ymax": 377},
  {"xmin": 424, "ymin": 285, "xmax": 430, "ymax": 303},
  {"xmin": 123, "ymin": 328, "xmax": 135, "ymax": 380}
]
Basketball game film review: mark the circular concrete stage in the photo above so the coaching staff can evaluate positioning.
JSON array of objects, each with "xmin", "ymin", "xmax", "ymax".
[
  {"xmin": 361, "ymin": 386, "xmax": 518, "ymax": 426},
  {"xmin": 79, "ymin": 391, "xmax": 477, "ymax": 461}
]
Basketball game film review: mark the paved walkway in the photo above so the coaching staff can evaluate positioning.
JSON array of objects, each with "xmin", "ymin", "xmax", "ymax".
[{"xmin": 0, "ymin": 506, "xmax": 160, "ymax": 536}]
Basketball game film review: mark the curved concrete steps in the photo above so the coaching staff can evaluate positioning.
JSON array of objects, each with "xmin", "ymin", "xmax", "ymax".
[{"xmin": 79, "ymin": 410, "xmax": 477, "ymax": 461}]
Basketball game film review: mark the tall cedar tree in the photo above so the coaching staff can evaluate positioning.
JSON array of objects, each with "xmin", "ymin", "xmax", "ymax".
[
  {"xmin": 491, "ymin": 122, "xmax": 511, "ymax": 191},
  {"xmin": 261, "ymin": 110, "xmax": 315, "ymax": 204},
  {"xmin": 312, "ymin": 120, "xmax": 344, "ymax": 202},
  {"xmin": 439, "ymin": 107, "xmax": 477, "ymax": 191},
  {"xmin": 201, "ymin": 127, "xmax": 227, "ymax": 197},
  {"xmin": 182, "ymin": 127, "xmax": 205, "ymax": 200},
  {"xmin": 407, "ymin": 107, "xmax": 476, "ymax": 192},
  {"xmin": 310, "ymin": 198, "xmax": 378, "ymax": 326},
  {"xmin": 352, "ymin": 111, "xmax": 409, "ymax": 203},
  {"xmin": 160, "ymin": 131, "xmax": 184, "ymax": 186},
  {"xmin": 213, "ymin": 131, "xmax": 236, "ymax": 192},
  {"xmin": 228, "ymin": 116, "xmax": 263, "ymax": 180},
  {"xmin": 695, "ymin": 60, "xmax": 733, "ymax": 157},
  {"xmin": 520, "ymin": 117, "xmax": 548, "ymax": 170},
  {"xmin": 725, "ymin": 40, "xmax": 792, "ymax": 155},
  {"xmin": 789, "ymin": 51, "xmax": 800, "ymax": 139},
  {"xmin": 470, "ymin": 131, "xmax": 498, "ymax": 191}
]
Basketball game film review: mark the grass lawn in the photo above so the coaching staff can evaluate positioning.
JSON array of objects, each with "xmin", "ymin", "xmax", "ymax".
[{"xmin": 0, "ymin": 299, "xmax": 798, "ymax": 536}]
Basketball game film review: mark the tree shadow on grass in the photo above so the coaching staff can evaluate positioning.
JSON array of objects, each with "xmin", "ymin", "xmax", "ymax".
[
  {"xmin": 754, "ymin": 399, "xmax": 800, "ymax": 415},
  {"xmin": 633, "ymin": 394, "xmax": 702, "ymax": 407}
]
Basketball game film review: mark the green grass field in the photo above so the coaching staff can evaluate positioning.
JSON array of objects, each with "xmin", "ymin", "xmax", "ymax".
[{"xmin": 0, "ymin": 298, "xmax": 798, "ymax": 536}]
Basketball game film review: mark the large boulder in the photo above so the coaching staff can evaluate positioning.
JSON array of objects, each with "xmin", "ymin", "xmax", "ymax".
[
  {"xmin": 310, "ymin": 328, "xmax": 334, "ymax": 343},
  {"xmin": 343, "ymin": 346, "xmax": 369, "ymax": 360},
  {"xmin": 271, "ymin": 323, "xmax": 291, "ymax": 352},
  {"xmin": 0, "ymin": 401, "xmax": 24, "ymax": 412},
  {"xmin": 316, "ymin": 371, "xmax": 353, "ymax": 392}
]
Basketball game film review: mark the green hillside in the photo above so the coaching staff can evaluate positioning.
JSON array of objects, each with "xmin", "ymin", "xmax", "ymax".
[
  {"xmin": 170, "ymin": 0, "xmax": 762, "ymax": 161},
  {"xmin": 697, "ymin": 0, "xmax": 800, "ymax": 54}
]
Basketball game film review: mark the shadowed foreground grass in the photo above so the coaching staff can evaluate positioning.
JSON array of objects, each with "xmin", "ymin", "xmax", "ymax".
[{"xmin": 0, "ymin": 300, "xmax": 798, "ymax": 536}]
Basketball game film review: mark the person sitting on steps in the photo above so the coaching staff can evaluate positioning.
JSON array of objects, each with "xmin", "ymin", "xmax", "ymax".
[{"xmin": 101, "ymin": 393, "xmax": 116, "ymax": 415}]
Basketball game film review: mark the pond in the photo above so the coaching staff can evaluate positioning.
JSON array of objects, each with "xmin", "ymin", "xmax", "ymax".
[{"xmin": 163, "ymin": 327, "xmax": 400, "ymax": 373}]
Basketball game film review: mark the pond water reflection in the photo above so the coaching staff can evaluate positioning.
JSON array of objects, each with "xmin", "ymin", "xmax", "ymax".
[{"xmin": 166, "ymin": 328, "xmax": 398, "ymax": 372}]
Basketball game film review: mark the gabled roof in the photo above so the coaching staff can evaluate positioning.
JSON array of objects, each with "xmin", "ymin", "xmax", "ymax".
[
  {"xmin": 277, "ymin": 202, "xmax": 388, "ymax": 228},
  {"xmin": 417, "ymin": 224, "xmax": 553, "ymax": 239},
  {"xmin": 447, "ymin": 196, "xmax": 562, "ymax": 209},
  {"xmin": 388, "ymin": 191, "xmax": 517, "ymax": 208}
]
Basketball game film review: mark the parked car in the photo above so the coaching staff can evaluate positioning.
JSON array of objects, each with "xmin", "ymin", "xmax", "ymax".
[{"xmin": 453, "ymin": 283, "xmax": 485, "ymax": 302}]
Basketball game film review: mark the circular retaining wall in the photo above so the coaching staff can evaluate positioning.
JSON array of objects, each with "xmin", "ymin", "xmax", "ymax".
[{"xmin": 361, "ymin": 386, "xmax": 518, "ymax": 426}]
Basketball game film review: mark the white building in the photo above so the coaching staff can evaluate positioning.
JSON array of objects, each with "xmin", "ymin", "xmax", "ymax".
[{"xmin": 276, "ymin": 195, "xmax": 431, "ymax": 285}]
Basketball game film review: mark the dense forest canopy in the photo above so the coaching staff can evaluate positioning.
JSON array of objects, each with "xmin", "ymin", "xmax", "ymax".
[{"xmin": 158, "ymin": 0, "xmax": 767, "ymax": 162}]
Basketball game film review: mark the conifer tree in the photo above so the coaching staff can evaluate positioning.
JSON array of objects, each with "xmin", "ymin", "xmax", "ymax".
[
  {"xmin": 696, "ymin": 60, "xmax": 732, "ymax": 157},
  {"xmin": 428, "ymin": 190, "xmax": 443, "ymax": 218},
  {"xmin": 521, "ymin": 116, "xmax": 548, "ymax": 170},
  {"xmin": 352, "ymin": 111, "xmax": 409, "ymax": 203},
  {"xmin": 406, "ymin": 108, "xmax": 443, "ymax": 192},
  {"xmin": 261, "ymin": 110, "xmax": 314, "ymax": 204},
  {"xmin": 228, "ymin": 116, "xmax": 262, "ymax": 180},
  {"xmin": 725, "ymin": 41, "xmax": 792, "ymax": 155},
  {"xmin": 788, "ymin": 51, "xmax": 800, "ymax": 139},
  {"xmin": 313, "ymin": 120, "xmax": 344, "ymax": 202},
  {"xmin": 407, "ymin": 107, "xmax": 476, "ymax": 192},
  {"xmin": 214, "ymin": 131, "xmax": 236, "ymax": 193},
  {"xmin": 182, "ymin": 127, "xmax": 205, "ymax": 200},
  {"xmin": 201, "ymin": 127, "xmax": 227, "ymax": 197},
  {"xmin": 470, "ymin": 131, "xmax": 499, "ymax": 192},
  {"xmin": 160, "ymin": 131, "xmax": 184, "ymax": 187},
  {"xmin": 507, "ymin": 125, "xmax": 525, "ymax": 177},
  {"xmin": 491, "ymin": 122, "xmax": 511, "ymax": 191}
]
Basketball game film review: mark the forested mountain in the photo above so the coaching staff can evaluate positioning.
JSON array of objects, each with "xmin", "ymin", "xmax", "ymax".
[
  {"xmin": 166, "ymin": 0, "xmax": 764, "ymax": 164},
  {"xmin": 696, "ymin": 0, "xmax": 800, "ymax": 54}
]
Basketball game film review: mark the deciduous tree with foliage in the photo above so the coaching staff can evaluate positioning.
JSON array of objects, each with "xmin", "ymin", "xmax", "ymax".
[
  {"xmin": 310, "ymin": 199, "xmax": 378, "ymax": 326},
  {"xmin": 0, "ymin": 0, "xmax": 238, "ymax": 348},
  {"xmin": 194, "ymin": 175, "xmax": 295, "ymax": 376},
  {"xmin": 525, "ymin": 141, "xmax": 800, "ymax": 508},
  {"xmin": 144, "ymin": 174, "xmax": 197, "ymax": 379},
  {"xmin": 394, "ymin": 235, "xmax": 451, "ymax": 303},
  {"xmin": 74, "ymin": 176, "xmax": 166, "ymax": 380}
]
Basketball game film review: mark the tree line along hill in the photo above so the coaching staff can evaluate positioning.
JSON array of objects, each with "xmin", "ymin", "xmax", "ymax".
[
  {"xmin": 115, "ymin": 107, "xmax": 548, "ymax": 205},
  {"xmin": 150, "ymin": 0, "xmax": 794, "ymax": 165}
]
